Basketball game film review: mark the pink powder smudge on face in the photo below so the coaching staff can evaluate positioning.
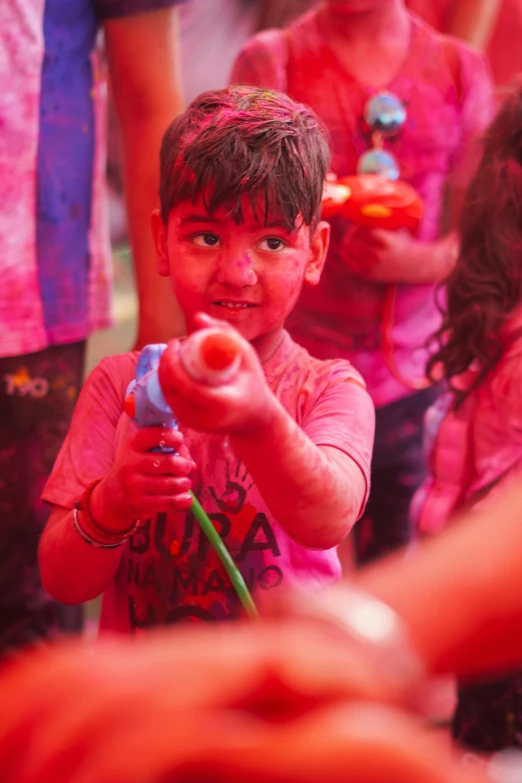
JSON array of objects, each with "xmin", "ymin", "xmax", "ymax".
[
  {"xmin": 239, "ymin": 254, "xmax": 256, "ymax": 285},
  {"xmin": 237, "ymin": 253, "xmax": 252, "ymax": 270}
]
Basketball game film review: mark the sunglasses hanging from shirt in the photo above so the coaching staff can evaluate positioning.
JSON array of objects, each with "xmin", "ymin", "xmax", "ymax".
[
  {"xmin": 322, "ymin": 90, "xmax": 430, "ymax": 392},
  {"xmin": 359, "ymin": 91, "xmax": 406, "ymax": 180}
]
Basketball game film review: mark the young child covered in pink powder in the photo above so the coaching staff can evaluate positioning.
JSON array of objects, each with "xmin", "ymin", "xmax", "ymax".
[
  {"xmin": 413, "ymin": 80, "xmax": 522, "ymax": 752},
  {"xmin": 230, "ymin": 0, "xmax": 494, "ymax": 565},
  {"xmin": 38, "ymin": 86, "xmax": 375, "ymax": 631}
]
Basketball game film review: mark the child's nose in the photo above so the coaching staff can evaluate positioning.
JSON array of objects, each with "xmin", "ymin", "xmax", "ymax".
[{"xmin": 216, "ymin": 254, "xmax": 257, "ymax": 287}]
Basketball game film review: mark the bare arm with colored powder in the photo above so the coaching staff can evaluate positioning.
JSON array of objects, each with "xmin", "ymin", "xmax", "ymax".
[
  {"xmin": 104, "ymin": 8, "xmax": 186, "ymax": 347},
  {"xmin": 357, "ymin": 481, "xmax": 522, "ymax": 679},
  {"xmin": 158, "ymin": 317, "xmax": 373, "ymax": 551},
  {"xmin": 445, "ymin": 0, "xmax": 501, "ymax": 50},
  {"xmin": 231, "ymin": 398, "xmax": 369, "ymax": 549}
]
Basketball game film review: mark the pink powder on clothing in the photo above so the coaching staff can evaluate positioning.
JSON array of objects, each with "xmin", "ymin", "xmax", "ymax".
[{"xmin": 42, "ymin": 331, "xmax": 375, "ymax": 633}]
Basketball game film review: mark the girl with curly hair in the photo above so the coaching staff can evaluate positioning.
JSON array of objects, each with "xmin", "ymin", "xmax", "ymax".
[{"xmin": 414, "ymin": 77, "xmax": 522, "ymax": 752}]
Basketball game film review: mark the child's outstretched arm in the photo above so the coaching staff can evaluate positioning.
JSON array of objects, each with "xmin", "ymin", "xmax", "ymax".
[
  {"xmin": 159, "ymin": 315, "xmax": 372, "ymax": 551},
  {"xmin": 230, "ymin": 401, "xmax": 368, "ymax": 549}
]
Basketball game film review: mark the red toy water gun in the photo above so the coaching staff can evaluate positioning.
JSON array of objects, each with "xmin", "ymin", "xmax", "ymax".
[
  {"xmin": 322, "ymin": 173, "xmax": 423, "ymax": 235},
  {"xmin": 322, "ymin": 173, "xmax": 429, "ymax": 391}
]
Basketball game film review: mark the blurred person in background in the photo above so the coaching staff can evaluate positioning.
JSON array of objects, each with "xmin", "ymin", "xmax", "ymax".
[
  {"xmin": 231, "ymin": 0, "xmax": 494, "ymax": 567},
  {"xmin": 0, "ymin": 0, "xmax": 184, "ymax": 655}
]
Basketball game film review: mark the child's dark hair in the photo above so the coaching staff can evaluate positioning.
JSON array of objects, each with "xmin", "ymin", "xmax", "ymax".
[
  {"xmin": 427, "ymin": 79, "xmax": 522, "ymax": 403},
  {"xmin": 159, "ymin": 85, "xmax": 330, "ymax": 232}
]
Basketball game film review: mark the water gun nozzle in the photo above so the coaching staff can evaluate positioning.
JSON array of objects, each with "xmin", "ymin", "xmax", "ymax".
[
  {"xmin": 200, "ymin": 331, "xmax": 240, "ymax": 372},
  {"xmin": 124, "ymin": 394, "xmax": 136, "ymax": 419}
]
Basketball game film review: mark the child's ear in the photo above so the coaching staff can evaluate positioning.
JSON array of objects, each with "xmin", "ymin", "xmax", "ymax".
[
  {"xmin": 304, "ymin": 220, "xmax": 330, "ymax": 286},
  {"xmin": 151, "ymin": 209, "xmax": 170, "ymax": 277}
]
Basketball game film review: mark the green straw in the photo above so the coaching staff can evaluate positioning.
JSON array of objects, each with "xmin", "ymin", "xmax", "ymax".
[{"xmin": 189, "ymin": 491, "xmax": 259, "ymax": 620}]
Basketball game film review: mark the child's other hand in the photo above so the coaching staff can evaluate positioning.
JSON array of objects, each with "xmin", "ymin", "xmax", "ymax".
[
  {"xmin": 343, "ymin": 227, "xmax": 423, "ymax": 283},
  {"xmin": 158, "ymin": 313, "xmax": 277, "ymax": 436},
  {"xmin": 90, "ymin": 427, "xmax": 195, "ymax": 531}
]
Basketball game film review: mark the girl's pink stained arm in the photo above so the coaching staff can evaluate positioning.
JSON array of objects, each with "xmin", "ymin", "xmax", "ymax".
[
  {"xmin": 444, "ymin": 0, "xmax": 501, "ymax": 50},
  {"xmin": 230, "ymin": 378, "xmax": 373, "ymax": 551},
  {"xmin": 39, "ymin": 506, "xmax": 123, "ymax": 605},
  {"xmin": 358, "ymin": 480, "xmax": 522, "ymax": 680}
]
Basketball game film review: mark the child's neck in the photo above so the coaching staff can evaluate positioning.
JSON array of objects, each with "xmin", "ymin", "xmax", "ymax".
[
  {"xmin": 318, "ymin": 1, "xmax": 411, "ymax": 89},
  {"xmin": 251, "ymin": 327, "xmax": 286, "ymax": 365}
]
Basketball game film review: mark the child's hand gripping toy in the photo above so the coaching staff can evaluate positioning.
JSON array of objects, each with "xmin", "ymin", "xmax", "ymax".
[
  {"xmin": 322, "ymin": 173, "xmax": 423, "ymax": 235},
  {"xmin": 124, "ymin": 328, "xmax": 259, "ymax": 620}
]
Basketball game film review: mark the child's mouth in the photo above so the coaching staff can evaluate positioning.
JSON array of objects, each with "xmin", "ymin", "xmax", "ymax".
[{"xmin": 212, "ymin": 301, "xmax": 256, "ymax": 310}]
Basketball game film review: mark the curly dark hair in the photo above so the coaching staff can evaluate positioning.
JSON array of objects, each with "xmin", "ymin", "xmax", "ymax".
[
  {"xmin": 427, "ymin": 79, "xmax": 522, "ymax": 404},
  {"xmin": 158, "ymin": 85, "xmax": 330, "ymax": 232}
]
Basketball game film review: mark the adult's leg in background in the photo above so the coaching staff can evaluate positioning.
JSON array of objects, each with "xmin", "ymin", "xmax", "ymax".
[
  {"xmin": 453, "ymin": 674, "xmax": 522, "ymax": 752},
  {"xmin": 353, "ymin": 384, "xmax": 441, "ymax": 567},
  {"xmin": 0, "ymin": 341, "xmax": 86, "ymax": 655}
]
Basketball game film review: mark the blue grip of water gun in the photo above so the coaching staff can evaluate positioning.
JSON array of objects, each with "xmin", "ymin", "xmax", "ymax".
[{"xmin": 127, "ymin": 344, "xmax": 177, "ymax": 453}]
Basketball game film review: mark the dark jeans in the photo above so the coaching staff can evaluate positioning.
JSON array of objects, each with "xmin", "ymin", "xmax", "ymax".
[
  {"xmin": 353, "ymin": 384, "xmax": 441, "ymax": 566},
  {"xmin": 0, "ymin": 341, "xmax": 86, "ymax": 656},
  {"xmin": 454, "ymin": 675, "xmax": 522, "ymax": 752}
]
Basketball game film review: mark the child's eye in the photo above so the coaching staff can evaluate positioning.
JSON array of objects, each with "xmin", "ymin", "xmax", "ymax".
[
  {"xmin": 192, "ymin": 232, "xmax": 220, "ymax": 247},
  {"xmin": 259, "ymin": 237, "xmax": 286, "ymax": 252}
]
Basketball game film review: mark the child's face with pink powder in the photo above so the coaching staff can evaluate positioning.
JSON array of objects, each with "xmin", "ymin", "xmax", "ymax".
[{"xmin": 152, "ymin": 194, "xmax": 329, "ymax": 359}]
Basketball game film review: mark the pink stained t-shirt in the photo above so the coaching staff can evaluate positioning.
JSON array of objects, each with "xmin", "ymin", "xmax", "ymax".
[
  {"xmin": 230, "ymin": 10, "xmax": 494, "ymax": 407},
  {"xmin": 414, "ymin": 325, "xmax": 522, "ymax": 534},
  {"xmin": 42, "ymin": 331, "xmax": 375, "ymax": 633}
]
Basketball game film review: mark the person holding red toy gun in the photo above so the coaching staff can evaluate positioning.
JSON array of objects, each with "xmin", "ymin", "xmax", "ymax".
[{"xmin": 231, "ymin": 0, "xmax": 494, "ymax": 565}]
